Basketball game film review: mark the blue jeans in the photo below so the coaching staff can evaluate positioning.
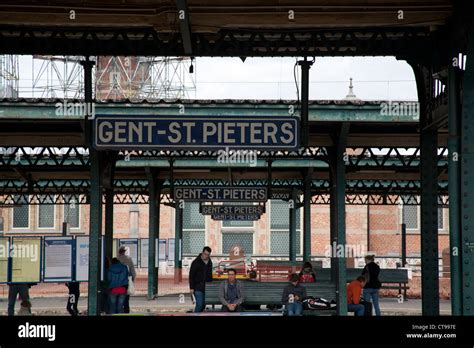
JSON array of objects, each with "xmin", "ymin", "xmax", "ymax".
[
  {"xmin": 108, "ymin": 293, "xmax": 126, "ymax": 314},
  {"xmin": 194, "ymin": 291, "xmax": 205, "ymax": 312},
  {"xmin": 286, "ymin": 302, "xmax": 303, "ymax": 316},
  {"xmin": 348, "ymin": 304, "xmax": 365, "ymax": 316},
  {"xmin": 363, "ymin": 288, "xmax": 381, "ymax": 316}
]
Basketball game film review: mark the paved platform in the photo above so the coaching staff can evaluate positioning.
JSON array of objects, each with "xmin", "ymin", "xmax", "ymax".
[{"xmin": 0, "ymin": 295, "xmax": 452, "ymax": 316}]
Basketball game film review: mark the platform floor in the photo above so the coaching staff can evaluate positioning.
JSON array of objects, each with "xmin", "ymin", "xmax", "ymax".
[{"xmin": 0, "ymin": 295, "xmax": 452, "ymax": 316}]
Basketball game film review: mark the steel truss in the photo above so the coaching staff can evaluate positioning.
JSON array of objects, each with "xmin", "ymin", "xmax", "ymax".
[
  {"xmin": 0, "ymin": 146, "xmax": 450, "ymax": 168},
  {"xmin": 0, "ymin": 178, "xmax": 448, "ymax": 205},
  {"xmin": 0, "ymin": 26, "xmax": 444, "ymax": 63}
]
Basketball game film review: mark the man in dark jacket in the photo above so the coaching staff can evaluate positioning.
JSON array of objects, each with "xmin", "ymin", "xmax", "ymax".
[
  {"xmin": 189, "ymin": 246, "xmax": 213, "ymax": 312},
  {"xmin": 362, "ymin": 254, "xmax": 382, "ymax": 316}
]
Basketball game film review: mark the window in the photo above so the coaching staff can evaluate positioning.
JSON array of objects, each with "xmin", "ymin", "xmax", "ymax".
[
  {"xmin": 182, "ymin": 202, "xmax": 205, "ymax": 255},
  {"xmin": 222, "ymin": 232, "xmax": 253, "ymax": 255},
  {"xmin": 38, "ymin": 195, "xmax": 55, "ymax": 228},
  {"xmin": 270, "ymin": 200, "xmax": 301, "ymax": 255},
  {"xmin": 12, "ymin": 195, "xmax": 29, "ymax": 228},
  {"xmin": 402, "ymin": 205, "xmax": 418, "ymax": 229},
  {"xmin": 403, "ymin": 204, "xmax": 445, "ymax": 231},
  {"xmin": 438, "ymin": 208, "xmax": 444, "ymax": 230},
  {"xmin": 183, "ymin": 231, "xmax": 205, "ymax": 255},
  {"xmin": 63, "ymin": 195, "xmax": 80, "ymax": 228}
]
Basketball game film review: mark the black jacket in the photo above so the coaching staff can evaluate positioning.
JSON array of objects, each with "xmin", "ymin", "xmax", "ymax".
[
  {"xmin": 281, "ymin": 283, "xmax": 307, "ymax": 304},
  {"xmin": 362, "ymin": 262, "xmax": 381, "ymax": 289},
  {"xmin": 189, "ymin": 254, "xmax": 213, "ymax": 292}
]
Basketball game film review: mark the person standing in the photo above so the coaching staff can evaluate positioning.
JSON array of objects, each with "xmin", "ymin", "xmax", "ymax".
[
  {"xmin": 7, "ymin": 283, "xmax": 31, "ymax": 316},
  {"xmin": 117, "ymin": 246, "xmax": 136, "ymax": 314},
  {"xmin": 347, "ymin": 276, "xmax": 367, "ymax": 316},
  {"xmin": 189, "ymin": 246, "xmax": 213, "ymax": 312},
  {"xmin": 17, "ymin": 300, "xmax": 32, "ymax": 316},
  {"xmin": 66, "ymin": 281, "xmax": 81, "ymax": 316},
  {"xmin": 282, "ymin": 273, "xmax": 307, "ymax": 316},
  {"xmin": 219, "ymin": 269, "xmax": 245, "ymax": 312},
  {"xmin": 107, "ymin": 258, "xmax": 129, "ymax": 314},
  {"xmin": 362, "ymin": 254, "xmax": 382, "ymax": 316}
]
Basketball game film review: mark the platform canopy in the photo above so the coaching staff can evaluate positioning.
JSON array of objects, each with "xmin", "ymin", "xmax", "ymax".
[{"xmin": 0, "ymin": 0, "xmax": 469, "ymax": 66}]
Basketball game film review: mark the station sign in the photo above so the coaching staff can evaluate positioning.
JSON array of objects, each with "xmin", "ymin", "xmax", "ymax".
[
  {"xmin": 94, "ymin": 115, "xmax": 299, "ymax": 150},
  {"xmin": 211, "ymin": 214, "xmax": 261, "ymax": 221},
  {"xmin": 174, "ymin": 187, "xmax": 267, "ymax": 202},
  {"xmin": 200, "ymin": 204, "xmax": 265, "ymax": 215}
]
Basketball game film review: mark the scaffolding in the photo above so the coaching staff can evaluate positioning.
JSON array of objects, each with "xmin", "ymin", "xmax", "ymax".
[
  {"xmin": 0, "ymin": 55, "xmax": 19, "ymax": 98},
  {"xmin": 28, "ymin": 55, "xmax": 195, "ymax": 100},
  {"xmin": 31, "ymin": 55, "xmax": 84, "ymax": 99},
  {"xmin": 94, "ymin": 56, "xmax": 196, "ymax": 100}
]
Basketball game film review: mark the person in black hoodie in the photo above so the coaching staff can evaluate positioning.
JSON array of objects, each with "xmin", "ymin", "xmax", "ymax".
[
  {"xmin": 282, "ymin": 273, "xmax": 307, "ymax": 316},
  {"xmin": 362, "ymin": 254, "xmax": 382, "ymax": 316},
  {"xmin": 189, "ymin": 246, "xmax": 213, "ymax": 312}
]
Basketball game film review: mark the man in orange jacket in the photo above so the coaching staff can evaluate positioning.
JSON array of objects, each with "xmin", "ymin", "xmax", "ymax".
[{"xmin": 347, "ymin": 275, "xmax": 367, "ymax": 316}]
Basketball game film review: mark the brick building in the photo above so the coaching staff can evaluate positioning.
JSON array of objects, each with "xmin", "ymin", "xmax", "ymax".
[{"xmin": 0, "ymin": 199, "xmax": 450, "ymax": 260}]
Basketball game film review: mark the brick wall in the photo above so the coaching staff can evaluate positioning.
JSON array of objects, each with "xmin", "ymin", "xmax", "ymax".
[{"xmin": 0, "ymin": 199, "xmax": 450, "ymax": 258}]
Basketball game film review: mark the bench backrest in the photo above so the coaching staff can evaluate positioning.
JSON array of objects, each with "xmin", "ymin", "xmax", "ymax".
[
  {"xmin": 204, "ymin": 281, "xmax": 336, "ymax": 305},
  {"xmin": 315, "ymin": 268, "xmax": 409, "ymax": 283}
]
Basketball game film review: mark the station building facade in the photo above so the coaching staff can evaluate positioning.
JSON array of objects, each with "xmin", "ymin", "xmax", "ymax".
[{"xmin": 0, "ymin": 198, "xmax": 450, "ymax": 262}]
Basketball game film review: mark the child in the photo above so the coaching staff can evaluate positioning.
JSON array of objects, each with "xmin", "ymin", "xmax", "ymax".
[
  {"xmin": 281, "ymin": 273, "xmax": 307, "ymax": 316},
  {"xmin": 18, "ymin": 300, "xmax": 32, "ymax": 316}
]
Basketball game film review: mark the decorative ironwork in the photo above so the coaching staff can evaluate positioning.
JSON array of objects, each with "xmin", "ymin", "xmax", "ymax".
[{"xmin": 0, "ymin": 26, "xmax": 439, "ymax": 63}]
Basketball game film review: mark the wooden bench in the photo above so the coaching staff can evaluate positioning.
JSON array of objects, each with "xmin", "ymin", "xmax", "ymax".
[
  {"xmin": 256, "ymin": 261, "xmax": 300, "ymax": 281},
  {"xmin": 255, "ymin": 262, "xmax": 409, "ymax": 299},
  {"xmin": 316, "ymin": 268, "xmax": 410, "ymax": 299},
  {"xmin": 204, "ymin": 280, "xmax": 337, "ymax": 316},
  {"xmin": 256, "ymin": 261, "xmax": 324, "ymax": 281}
]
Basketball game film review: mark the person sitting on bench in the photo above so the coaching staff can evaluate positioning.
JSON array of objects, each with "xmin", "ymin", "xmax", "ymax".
[
  {"xmin": 347, "ymin": 275, "xmax": 367, "ymax": 316},
  {"xmin": 219, "ymin": 268, "xmax": 245, "ymax": 312},
  {"xmin": 282, "ymin": 273, "xmax": 307, "ymax": 316},
  {"xmin": 298, "ymin": 262, "xmax": 316, "ymax": 283}
]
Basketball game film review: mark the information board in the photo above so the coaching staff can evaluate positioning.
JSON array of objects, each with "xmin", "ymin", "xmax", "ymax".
[
  {"xmin": 168, "ymin": 238, "xmax": 175, "ymax": 262},
  {"xmin": 139, "ymin": 239, "xmax": 164, "ymax": 267},
  {"xmin": 43, "ymin": 237, "xmax": 73, "ymax": 282},
  {"xmin": 158, "ymin": 239, "xmax": 167, "ymax": 261},
  {"xmin": 75, "ymin": 236, "xmax": 89, "ymax": 282},
  {"xmin": 0, "ymin": 237, "xmax": 9, "ymax": 283},
  {"xmin": 10, "ymin": 237, "xmax": 42, "ymax": 283}
]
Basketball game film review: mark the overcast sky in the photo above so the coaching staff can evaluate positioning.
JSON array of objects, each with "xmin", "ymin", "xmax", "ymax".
[{"xmin": 17, "ymin": 56, "xmax": 418, "ymax": 101}]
